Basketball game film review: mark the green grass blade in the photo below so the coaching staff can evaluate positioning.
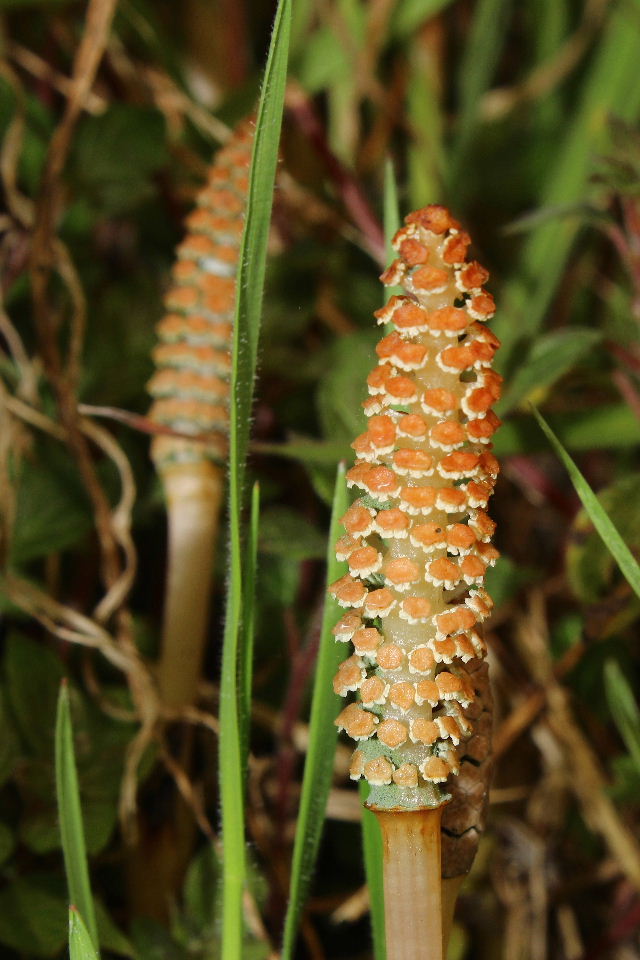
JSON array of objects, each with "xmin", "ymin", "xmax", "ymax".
[
  {"xmin": 383, "ymin": 158, "xmax": 401, "ymax": 302},
  {"xmin": 239, "ymin": 481, "xmax": 260, "ymax": 773},
  {"xmin": 218, "ymin": 2, "xmax": 291, "ymax": 957},
  {"xmin": 449, "ymin": 0, "xmax": 511, "ymax": 179},
  {"xmin": 533, "ymin": 407, "xmax": 640, "ymax": 601},
  {"xmin": 604, "ymin": 659, "xmax": 640, "ymax": 772},
  {"xmin": 55, "ymin": 683, "xmax": 99, "ymax": 953},
  {"xmin": 281, "ymin": 463, "xmax": 349, "ymax": 958},
  {"xmin": 496, "ymin": 4, "xmax": 640, "ymax": 365},
  {"xmin": 359, "ymin": 781, "xmax": 386, "ymax": 960},
  {"xmin": 68, "ymin": 908, "xmax": 99, "ymax": 960}
]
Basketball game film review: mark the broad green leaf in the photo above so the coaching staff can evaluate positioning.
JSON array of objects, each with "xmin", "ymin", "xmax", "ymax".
[
  {"xmin": 218, "ymin": 2, "xmax": 291, "ymax": 957},
  {"xmin": 604, "ymin": 659, "xmax": 640, "ymax": 773},
  {"xmin": 56, "ymin": 684, "xmax": 99, "ymax": 952},
  {"xmin": 6, "ymin": 632, "xmax": 64, "ymax": 754},
  {"xmin": 69, "ymin": 908, "xmax": 99, "ymax": 960},
  {"xmin": 317, "ymin": 330, "xmax": 378, "ymax": 445},
  {"xmin": 533, "ymin": 409, "xmax": 640, "ymax": 602},
  {"xmin": 359, "ymin": 781, "xmax": 386, "ymax": 960},
  {"xmin": 281, "ymin": 463, "xmax": 349, "ymax": 958},
  {"xmin": 498, "ymin": 328, "xmax": 602, "ymax": 413}
]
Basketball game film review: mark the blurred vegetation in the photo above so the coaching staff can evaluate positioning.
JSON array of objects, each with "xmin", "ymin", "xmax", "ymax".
[{"xmin": 1, "ymin": 0, "xmax": 640, "ymax": 957}]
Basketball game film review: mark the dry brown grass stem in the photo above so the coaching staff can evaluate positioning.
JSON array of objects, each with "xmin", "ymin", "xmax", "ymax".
[
  {"xmin": 8, "ymin": 42, "xmax": 108, "ymax": 114},
  {"xmin": 515, "ymin": 590, "xmax": 640, "ymax": 891}
]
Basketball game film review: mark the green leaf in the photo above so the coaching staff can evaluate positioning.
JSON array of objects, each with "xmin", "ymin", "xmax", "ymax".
[
  {"xmin": 281, "ymin": 463, "xmax": 349, "ymax": 958},
  {"xmin": 493, "ymin": 404, "xmax": 640, "ymax": 457},
  {"xmin": 533, "ymin": 408, "xmax": 640, "ymax": 602},
  {"xmin": 240, "ymin": 483, "xmax": 261, "ymax": 773},
  {"xmin": 0, "ymin": 820, "xmax": 15, "ymax": 865},
  {"xmin": 604, "ymin": 659, "xmax": 640, "ymax": 773},
  {"xmin": 6, "ymin": 632, "xmax": 64, "ymax": 754},
  {"xmin": 317, "ymin": 330, "xmax": 378, "ymax": 445},
  {"xmin": 218, "ymin": 3, "xmax": 291, "ymax": 957},
  {"xmin": 0, "ymin": 688, "xmax": 20, "ymax": 787},
  {"xmin": 499, "ymin": 328, "xmax": 601, "ymax": 413},
  {"xmin": 0, "ymin": 876, "xmax": 67, "ymax": 957},
  {"xmin": 56, "ymin": 684, "xmax": 99, "ymax": 952},
  {"xmin": 258, "ymin": 506, "xmax": 325, "ymax": 561},
  {"xmin": 69, "ymin": 908, "xmax": 99, "ymax": 960},
  {"xmin": 383, "ymin": 158, "xmax": 402, "ymax": 302},
  {"xmin": 94, "ymin": 899, "xmax": 136, "ymax": 957},
  {"xmin": 359, "ymin": 781, "xmax": 386, "ymax": 960},
  {"xmin": 390, "ymin": 0, "xmax": 456, "ymax": 39}
]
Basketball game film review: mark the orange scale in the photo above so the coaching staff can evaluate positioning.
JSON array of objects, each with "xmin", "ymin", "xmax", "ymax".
[
  {"xmin": 469, "ymin": 321, "xmax": 500, "ymax": 349},
  {"xmin": 400, "ymin": 485, "xmax": 437, "ymax": 515},
  {"xmin": 367, "ymin": 414, "xmax": 397, "ymax": 447},
  {"xmin": 374, "ymin": 508, "xmax": 410, "ymax": 538},
  {"xmin": 377, "ymin": 718, "xmax": 409, "ymax": 748},
  {"xmin": 462, "ymin": 386, "xmax": 496, "ymax": 418},
  {"xmin": 388, "ymin": 681, "xmax": 416, "ymax": 712},
  {"xmin": 436, "ymin": 715, "xmax": 464, "ymax": 744},
  {"xmin": 165, "ymin": 286, "xmax": 199, "ymax": 311},
  {"xmin": 468, "ymin": 291, "xmax": 496, "ymax": 320},
  {"xmin": 360, "ymin": 676, "xmax": 388, "ymax": 706},
  {"xmin": 341, "ymin": 503, "xmax": 375, "ymax": 537},
  {"xmin": 459, "ymin": 554, "xmax": 487, "ymax": 583},
  {"xmin": 446, "ymin": 523, "xmax": 477, "ymax": 553},
  {"xmin": 435, "ymin": 487, "xmax": 467, "ymax": 512},
  {"xmin": 454, "ymin": 634, "xmax": 478, "ymax": 661},
  {"xmin": 362, "ymin": 396, "xmax": 384, "ymax": 417},
  {"xmin": 393, "ymin": 449, "xmax": 434, "ymax": 477},
  {"xmin": 376, "ymin": 330, "xmax": 405, "ymax": 363},
  {"xmin": 334, "ymin": 534, "xmax": 362, "ymax": 561},
  {"xmin": 352, "ymin": 626, "xmax": 383, "ymax": 657},
  {"xmin": 380, "ymin": 259, "xmax": 406, "ymax": 286},
  {"xmin": 202, "ymin": 286, "xmax": 236, "ymax": 315},
  {"xmin": 466, "ymin": 588, "xmax": 494, "ymax": 621},
  {"xmin": 384, "ymin": 375, "xmax": 419, "ymax": 403},
  {"xmin": 415, "ymin": 679, "xmax": 440, "ymax": 706},
  {"xmin": 435, "ymin": 606, "xmax": 477, "ymax": 638},
  {"xmin": 479, "ymin": 451, "xmax": 500, "ymax": 478},
  {"xmin": 468, "ymin": 508, "xmax": 497, "ymax": 541},
  {"xmin": 335, "ymin": 703, "xmax": 378, "ymax": 740},
  {"xmin": 364, "ymin": 588, "xmax": 397, "ymax": 618},
  {"xmin": 465, "ymin": 480, "xmax": 493, "ymax": 509},
  {"xmin": 348, "ymin": 545, "xmax": 383, "ymax": 577},
  {"xmin": 393, "ymin": 301, "xmax": 430, "ymax": 333},
  {"xmin": 373, "ymin": 294, "xmax": 405, "ymax": 326},
  {"xmin": 468, "ymin": 340, "xmax": 497, "ymax": 366},
  {"xmin": 332, "ymin": 613, "xmax": 362, "ymax": 642},
  {"xmin": 409, "ymin": 522, "xmax": 446, "ymax": 552},
  {"xmin": 466, "ymin": 412, "xmax": 501, "ymax": 443},
  {"xmin": 437, "ymin": 345, "xmax": 476, "ymax": 373},
  {"xmin": 430, "ymin": 421, "xmax": 466, "ymax": 451},
  {"xmin": 442, "ymin": 231, "xmax": 471, "ymax": 264},
  {"xmin": 410, "ymin": 718, "xmax": 439, "ymax": 745},
  {"xmin": 420, "ymin": 756, "xmax": 451, "ymax": 783},
  {"xmin": 390, "ymin": 341, "xmax": 429, "ymax": 371},
  {"xmin": 456, "ymin": 260, "xmax": 490, "ymax": 292},
  {"xmin": 332, "ymin": 656, "xmax": 365, "ymax": 695},
  {"xmin": 329, "ymin": 575, "xmax": 368, "ymax": 609},
  {"xmin": 367, "ymin": 364, "xmax": 396, "ymax": 395},
  {"xmin": 346, "ymin": 462, "xmax": 372, "ymax": 490},
  {"xmin": 366, "ymin": 466, "xmax": 401, "ymax": 500},
  {"xmin": 397, "ymin": 413, "xmax": 428, "ymax": 439},
  {"xmin": 421, "ymin": 388, "xmax": 459, "ymax": 416},
  {"xmin": 393, "ymin": 763, "xmax": 419, "ymax": 787},
  {"xmin": 425, "ymin": 307, "xmax": 469, "ymax": 335},
  {"xmin": 408, "ymin": 645, "xmax": 436, "ymax": 674},
  {"xmin": 351, "ymin": 432, "xmax": 376, "ymax": 460},
  {"xmin": 405, "ymin": 205, "xmax": 459, "ymax": 235},
  {"xmin": 399, "ymin": 237, "xmax": 430, "ymax": 265},
  {"xmin": 349, "ymin": 750, "xmax": 365, "ymax": 781},
  {"xmin": 437, "ymin": 672, "xmax": 472, "ymax": 705},
  {"xmin": 383, "ymin": 557, "xmax": 421, "ymax": 590},
  {"xmin": 399, "ymin": 596, "xmax": 432, "ymax": 623},
  {"xmin": 173, "ymin": 260, "xmax": 198, "ymax": 282},
  {"xmin": 431, "ymin": 636, "xmax": 458, "ymax": 662},
  {"xmin": 426, "ymin": 557, "xmax": 462, "ymax": 588},
  {"xmin": 477, "ymin": 541, "xmax": 501, "ymax": 565},
  {"xmin": 377, "ymin": 642, "xmax": 404, "ymax": 671},
  {"xmin": 364, "ymin": 757, "xmax": 394, "ymax": 786},
  {"xmin": 438, "ymin": 451, "xmax": 481, "ymax": 478},
  {"xmin": 411, "ymin": 264, "xmax": 450, "ymax": 292},
  {"xmin": 206, "ymin": 215, "xmax": 244, "ymax": 237}
]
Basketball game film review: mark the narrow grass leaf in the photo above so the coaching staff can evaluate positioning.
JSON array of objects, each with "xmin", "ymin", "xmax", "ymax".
[
  {"xmin": 219, "ymin": 2, "xmax": 291, "ymax": 957},
  {"xmin": 55, "ymin": 683, "xmax": 99, "ymax": 953},
  {"xmin": 68, "ymin": 908, "xmax": 99, "ymax": 960},
  {"xmin": 605, "ymin": 659, "xmax": 640, "ymax": 772},
  {"xmin": 494, "ymin": 403, "xmax": 640, "ymax": 457},
  {"xmin": 498, "ymin": 328, "xmax": 601, "ymax": 413},
  {"xmin": 281, "ymin": 463, "xmax": 349, "ymax": 959},
  {"xmin": 239, "ymin": 481, "xmax": 260, "ymax": 773},
  {"xmin": 383, "ymin": 158, "xmax": 401, "ymax": 303},
  {"xmin": 533, "ymin": 408, "xmax": 640, "ymax": 601},
  {"xmin": 390, "ymin": 0, "xmax": 456, "ymax": 39},
  {"xmin": 359, "ymin": 781, "xmax": 386, "ymax": 960}
]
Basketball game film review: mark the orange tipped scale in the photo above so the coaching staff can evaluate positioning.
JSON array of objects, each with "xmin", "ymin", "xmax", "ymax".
[{"xmin": 328, "ymin": 204, "xmax": 501, "ymax": 960}]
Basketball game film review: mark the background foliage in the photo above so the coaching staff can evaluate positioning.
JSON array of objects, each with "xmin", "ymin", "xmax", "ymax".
[{"xmin": 2, "ymin": 0, "xmax": 640, "ymax": 957}]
